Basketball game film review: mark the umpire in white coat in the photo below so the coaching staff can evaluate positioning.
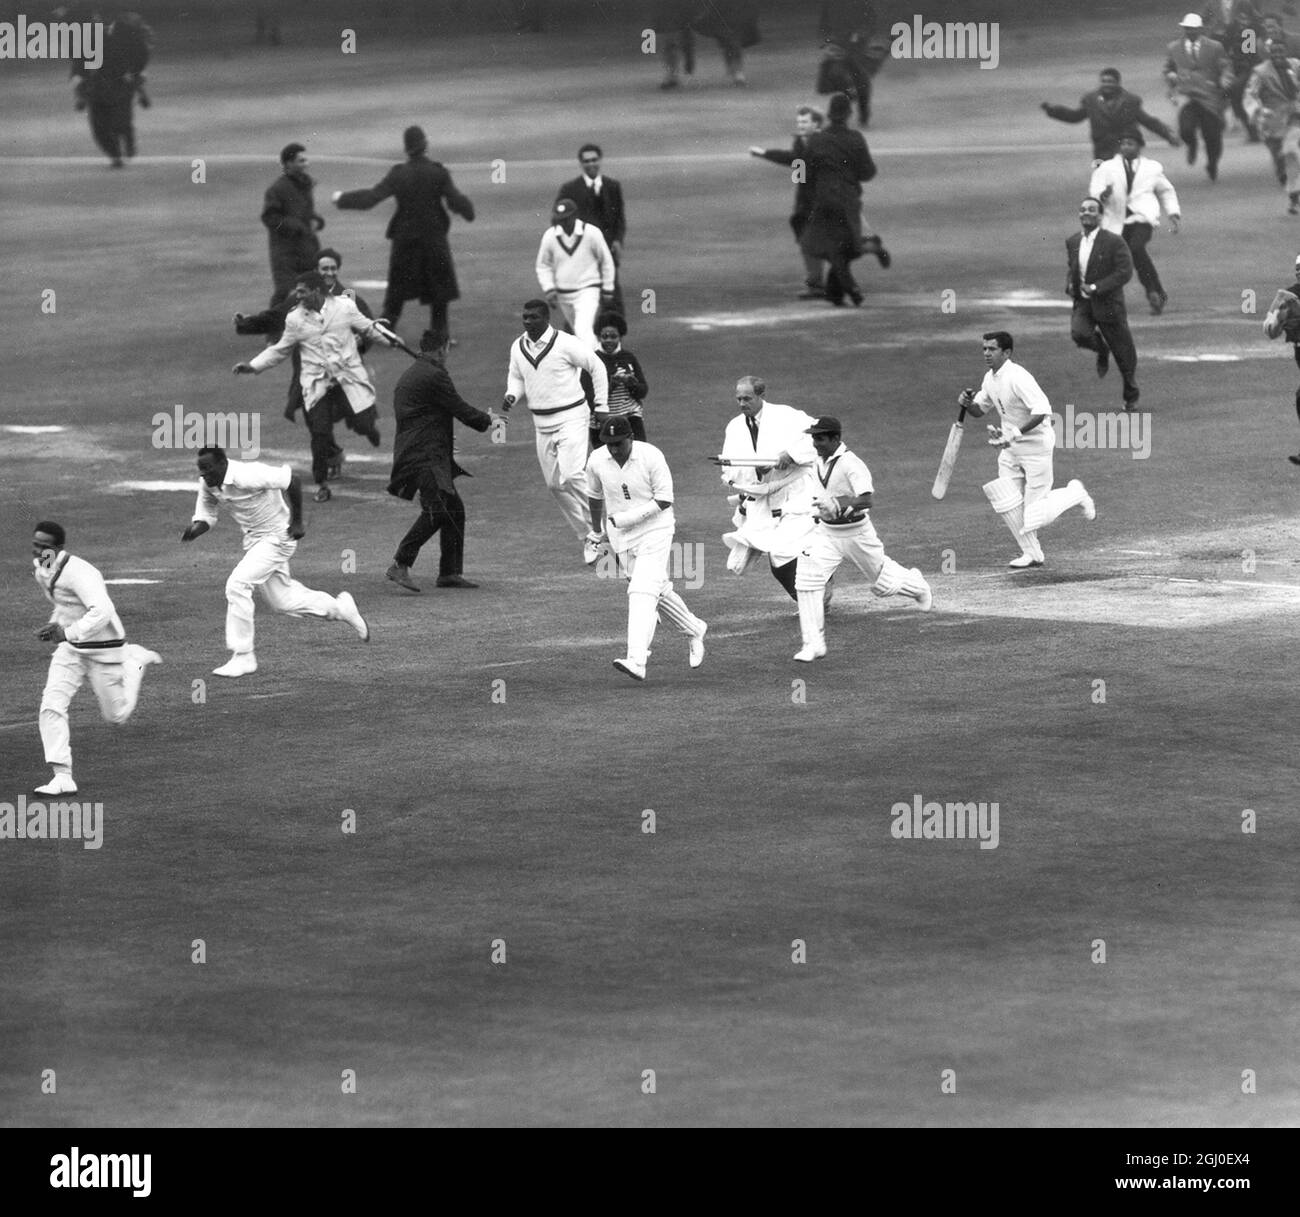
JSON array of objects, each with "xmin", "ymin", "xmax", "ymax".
[{"xmin": 718, "ymin": 376, "xmax": 818, "ymax": 602}]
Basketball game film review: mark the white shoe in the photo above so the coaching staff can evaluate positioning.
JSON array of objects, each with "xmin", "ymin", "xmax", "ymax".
[
  {"xmin": 1072, "ymin": 478, "xmax": 1096, "ymax": 520},
  {"xmin": 337, "ymin": 591, "xmax": 370, "ymax": 641},
  {"xmin": 583, "ymin": 538, "xmax": 602, "ymax": 565},
  {"xmin": 793, "ymin": 642, "xmax": 827, "ymax": 662},
  {"xmin": 1008, "ymin": 554, "xmax": 1044, "ymax": 569},
  {"xmin": 688, "ymin": 622, "xmax": 707, "ymax": 669},
  {"xmin": 613, "ymin": 656, "xmax": 647, "ymax": 681},
  {"xmin": 213, "ymin": 652, "xmax": 258, "ymax": 678},
  {"xmin": 917, "ymin": 582, "xmax": 934, "ymax": 611},
  {"xmin": 35, "ymin": 772, "xmax": 77, "ymax": 795}
]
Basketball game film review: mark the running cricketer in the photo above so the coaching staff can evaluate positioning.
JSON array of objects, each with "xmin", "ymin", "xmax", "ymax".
[
  {"xmin": 586, "ymin": 416, "xmax": 707, "ymax": 681},
  {"xmin": 793, "ymin": 419, "xmax": 932, "ymax": 662},
  {"xmin": 503, "ymin": 298, "xmax": 609, "ymax": 565},
  {"xmin": 31, "ymin": 521, "xmax": 161, "ymax": 794},
  {"xmin": 959, "ymin": 331, "xmax": 1095, "ymax": 569},
  {"xmin": 181, "ymin": 447, "xmax": 370, "ymax": 677}
]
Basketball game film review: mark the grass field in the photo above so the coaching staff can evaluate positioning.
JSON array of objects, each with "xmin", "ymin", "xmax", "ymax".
[{"xmin": 1, "ymin": 3, "xmax": 1297, "ymax": 1127}]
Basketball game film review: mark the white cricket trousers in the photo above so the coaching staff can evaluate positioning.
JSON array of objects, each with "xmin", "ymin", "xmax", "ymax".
[
  {"xmin": 532, "ymin": 407, "xmax": 593, "ymax": 543},
  {"xmin": 620, "ymin": 527, "xmax": 704, "ymax": 666},
  {"xmin": 40, "ymin": 641, "xmax": 153, "ymax": 769},
  {"xmin": 225, "ymin": 535, "xmax": 343, "ymax": 654},
  {"xmin": 556, "ymin": 287, "xmax": 601, "ymax": 348},
  {"xmin": 793, "ymin": 519, "xmax": 929, "ymax": 651}
]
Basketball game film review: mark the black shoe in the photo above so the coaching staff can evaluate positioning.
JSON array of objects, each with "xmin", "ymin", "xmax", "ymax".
[
  {"xmin": 796, "ymin": 287, "xmax": 826, "ymax": 299},
  {"xmin": 1207, "ymin": 162, "xmax": 1218, "ymax": 181},
  {"xmin": 1185, "ymin": 141, "xmax": 1197, "ymax": 165},
  {"xmin": 1288, "ymin": 454, "xmax": 1300, "ymax": 466},
  {"xmin": 826, "ymin": 295, "xmax": 846, "ymax": 307},
  {"xmin": 1147, "ymin": 290, "xmax": 1166, "ymax": 315},
  {"xmin": 875, "ymin": 246, "xmax": 891, "ymax": 268},
  {"xmin": 386, "ymin": 563, "xmax": 420, "ymax": 592},
  {"xmin": 847, "ymin": 289, "xmax": 864, "ymax": 307},
  {"xmin": 436, "ymin": 575, "xmax": 479, "ymax": 589},
  {"xmin": 1096, "ymin": 346, "xmax": 1110, "ymax": 378},
  {"xmin": 314, "ymin": 484, "xmax": 331, "ymax": 502},
  {"xmin": 659, "ymin": 78, "xmax": 680, "ymax": 90},
  {"xmin": 364, "ymin": 430, "xmax": 381, "ymax": 448},
  {"xmin": 1124, "ymin": 389, "xmax": 1140, "ymax": 412}
]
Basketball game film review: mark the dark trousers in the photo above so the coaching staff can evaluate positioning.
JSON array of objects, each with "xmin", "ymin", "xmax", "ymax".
[
  {"xmin": 1292, "ymin": 344, "xmax": 1300, "ymax": 424},
  {"xmin": 1178, "ymin": 101, "xmax": 1224, "ymax": 171},
  {"xmin": 88, "ymin": 91, "xmax": 135, "ymax": 163},
  {"xmin": 383, "ymin": 294, "xmax": 449, "ymax": 345},
  {"xmin": 823, "ymin": 252, "xmax": 860, "ymax": 303},
  {"xmin": 1122, "ymin": 222, "xmax": 1164, "ymax": 298},
  {"xmin": 1071, "ymin": 299, "xmax": 1139, "ymax": 403},
  {"xmin": 306, "ymin": 400, "xmax": 377, "ymax": 485},
  {"xmin": 394, "ymin": 486, "xmax": 466, "ymax": 577},
  {"xmin": 589, "ymin": 414, "xmax": 646, "ymax": 447}
]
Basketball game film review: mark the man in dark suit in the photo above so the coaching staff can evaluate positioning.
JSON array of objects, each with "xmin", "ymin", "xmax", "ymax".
[
  {"xmin": 1164, "ymin": 12, "xmax": 1234, "ymax": 180},
  {"xmin": 558, "ymin": 144, "xmax": 627, "ymax": 315},
  {"xmin": 386, "ymin": 332, "xmax": 495, "ymax": 592},
  {"xmin": 1042, "ymin": 67, "xmax": 1180, "ymax": 161},
  {"xmin": 1067, "ymin": 197, "xmax": 1140, "ymax": 410},
  {"xmin": 334, "ymin": 125, "xmax": 475, "ymax": 346}
]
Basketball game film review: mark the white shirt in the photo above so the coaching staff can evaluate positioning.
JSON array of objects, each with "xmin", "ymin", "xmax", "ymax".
[
  {"xmin": 1077, "ymin": 228, "xmax": 1099, "ymax": 282},
  {"xmin": 249, "ymin": 294, "xmax": 379, "ymax": 412},
  {"xmin": 194, "ymin": 460, "xmax": 293, "ymax": 542},
  {"xmin": 974, "ymin": 358, "xmax": 1053, "ymax": 434},
  {"xmin": 506, "ymin": 326, "xmax": 609, "ymax": 418},
  {"xmin": 33, "ymin": 552, "xmax": 125, "ymax": 646},
  {"xmin": 814, "ymin": 443, "xmax": 873, "ymax": 503},
  {"xmin": 535, "ymin": 219, "xmax": 615, "ymax": 295},
  {"xmin": 586, "ymin": 440, "xmax": 675, "ymax": 547},
  {"xmin": 585, "ymin": 173, "xmax": 603, "ymax": 196}
]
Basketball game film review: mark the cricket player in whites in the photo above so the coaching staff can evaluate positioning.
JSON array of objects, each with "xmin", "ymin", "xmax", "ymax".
[
  {"xmin": 586, "ymin": 415, "xmax": 707, "ymax": 681},
  {"xmin": 181, "ymin": 447, "xmax": 369, "ymax": 676},
  {"xmin": 31, "ymin": 521, "xmax": 162, "ymax": 794},
  {"xmin": 959, "ymin": 331, "xmax": 1095, "ymax": 569},
  {"xmin": 793, "ymin": 418, "xmax": 931, "ymax": 662}
]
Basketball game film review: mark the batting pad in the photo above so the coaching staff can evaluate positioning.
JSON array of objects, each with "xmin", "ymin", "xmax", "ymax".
[
  {"xmin": 657, "ymin": 586, "xmax": 703, "ymax": 636},
  {"xmin": 1024, "ymin": 482, "xmax": 1085, "ymax": 532},
  {"xmin": 871, "ymin": 558, "xmax": 928, "ymax": 601},
  {"xmin": 796, "ymin": 589, "xmax": 825, "ymax": 649},
  {"xmin": 982, "ymin": 478, "xmax": 1023, "ymax": 514},
  {"xmin": 627, "ymin": 591, "xmax": 658, "ymax": 664}
]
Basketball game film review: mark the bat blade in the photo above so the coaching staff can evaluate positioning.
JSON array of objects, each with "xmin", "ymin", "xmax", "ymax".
[{"xmin": 931, "ymin": 423, "xmax": 964, "ymax": 499}]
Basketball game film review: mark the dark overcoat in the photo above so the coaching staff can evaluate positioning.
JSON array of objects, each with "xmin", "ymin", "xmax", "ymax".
[
  {"xmin": 388, "ymin": 357, "xmax": 492, "ymax": 498},
  {"xmin": 799, "ymin": 123, "xmax": 875, "ymax": 261},
  {"xmin": 337, "ymin": 155, "xmax": 474, "ymax": 306}
]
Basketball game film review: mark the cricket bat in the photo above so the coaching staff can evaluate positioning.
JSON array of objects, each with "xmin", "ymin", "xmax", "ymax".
[{"xmin": 931, "ymin": 403, "xmax": 969, "ymax": 500}]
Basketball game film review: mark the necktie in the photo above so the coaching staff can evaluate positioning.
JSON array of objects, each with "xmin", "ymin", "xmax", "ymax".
[
  {"xmin": 746, "ymin": 416, "xmax": 759, "ymax": 449},
  {"xmin": 593, "ymin": 179, "xmax": 601, "ymax": 196},
  {"xmin": 1124, "ymin": 158, "xmax": 1135, "ymax": 192},
  {"xmin": 1190, "ymin": 40, "xmax": 1198, "ymax": 64}
]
